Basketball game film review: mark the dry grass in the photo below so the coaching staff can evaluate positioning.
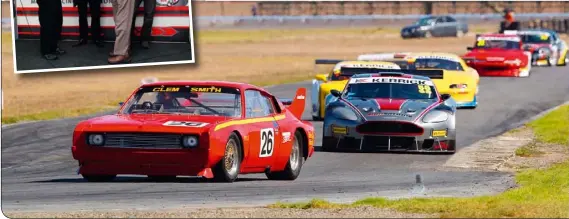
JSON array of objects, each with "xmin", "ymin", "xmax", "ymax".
[{"xmin": 0, "ymin": 25, "xmax": 558, "ymax": 124}]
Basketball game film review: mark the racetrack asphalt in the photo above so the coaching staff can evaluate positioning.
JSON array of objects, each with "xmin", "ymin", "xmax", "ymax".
[{"xmin": 2, "ymin": 66, "xmax": 569, "ymax": 213}]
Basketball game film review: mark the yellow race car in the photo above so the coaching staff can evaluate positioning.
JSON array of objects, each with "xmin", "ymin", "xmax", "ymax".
[
  {"xmin": 310, "ymin": 60, "xmax": 402, "ymax": 120},
  {"xmin": 357, "ymin": 52, "xmax": 480, "ymax": 109}
]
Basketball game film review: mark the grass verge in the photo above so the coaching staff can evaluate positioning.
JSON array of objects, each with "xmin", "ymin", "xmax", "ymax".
[
  {"xmin": 1, "ymin": 105, "xmax": 117, "ymax": 125},
  {"xmin": 271, "ymin": 104, "xmax": 569, "ymax": 218}
]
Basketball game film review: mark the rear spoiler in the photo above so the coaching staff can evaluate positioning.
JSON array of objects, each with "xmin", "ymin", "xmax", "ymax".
[
  {"xmin": 279, "ymin": 88, "xmax": 306, "ymax": 120},
  {"xmin": 315, "ymin": 59, "xmax": 344, "ymax": 65}
]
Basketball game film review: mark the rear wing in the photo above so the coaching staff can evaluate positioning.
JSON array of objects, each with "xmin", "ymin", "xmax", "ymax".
[
  {"xmin": 358, "ymin": 69, "xmax": 444, "ymax": 79},
  {"xmin": 279, "ymin": 88, "xmax": 306, "ymax": 120},
  {"xmin": 357, "ymin": 53, "xmax": 411, "ymax": 61},
  {"xmin": 315, "ymin": 59, "xmax": 344, "ymax": 65}
]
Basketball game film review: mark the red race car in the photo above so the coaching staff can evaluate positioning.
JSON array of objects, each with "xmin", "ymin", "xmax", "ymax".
[
  {"xmin": 71, "ymin": 81, "xmax": 315, "ymax": 183},
  {"xmin": 462, "ymin": 34, "xmax": 532, "ymax": 77}
]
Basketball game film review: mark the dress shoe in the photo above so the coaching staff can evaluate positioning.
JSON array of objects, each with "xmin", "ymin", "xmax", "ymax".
[
  {"xmin": 43, "ymin": 54, "xmax": 58, "ymax": 60},
  {"xmin": 72, "ymin": 39, "xmax": 87, "ymax": 47},
  {"xmin": 108, "ymin": 54, "xmax": 132, "ymax": 64},
  {"xmin": 141, "ymin": 41, "xmax": 150, "ymax": 49},
  {"xmin": 94, "ymin": 40, "xmax": 104, "ymax": 48},
  {"xmin": 55, "ymin": 48, "xmax": 66, "ymax": 55}
]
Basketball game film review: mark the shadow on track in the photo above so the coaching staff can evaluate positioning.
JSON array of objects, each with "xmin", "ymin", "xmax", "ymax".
[{"xmin": 30, "ymin": 177, "xmax": 267, "ymax": 184}]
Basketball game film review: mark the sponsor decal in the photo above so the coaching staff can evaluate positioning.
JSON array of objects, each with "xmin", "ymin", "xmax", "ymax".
[
  {"xmin": 413, "ymin": 55, "xmax": 460, "ymax": 62},
  {"xmin": 332, "ymin": 126, "xmax": 348, "ymax": 134},
  {"xmin": 153, "ymin": 87, "xmax": 180, "ymax": 92},
  {"xmin": 432, "ymin": 129, "xmax": 447, "ymax": 137},
  {"xmin": 476, "ymin": 36, "xmax": 520, "ymax": 42},
  {"xmin": 296, "ymin": 95, "xmax": 305, "ymax": 100},
  {"xmin": 343, "ymin": 63, "xmax": 400, "ymax": 69},
  {"xmin": 163, "ymin": 121, "xmax": 209, "ymax": 127},
  {"xmin": 282, "ymin": 132, "xmax": 292, "ymax": 143},
  {"xmin": 349, "ymin": 77, "xmax": 434, "ymax": 86},
  {"xmin": 190, "ymin": 86, "xmax": 222, "ymax": 93},
  {"xmin": 486, "ymin": 57, "xmax": 505, "ymax": 61}
]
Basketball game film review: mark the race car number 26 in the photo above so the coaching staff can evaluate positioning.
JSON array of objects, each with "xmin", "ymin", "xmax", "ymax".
[{"xmin": 259, "ymin": 128, "xmax": 274, "ymax": 158}]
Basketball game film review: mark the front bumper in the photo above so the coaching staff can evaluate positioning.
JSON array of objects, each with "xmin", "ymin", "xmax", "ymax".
[
  {"xmin": 322, "ymin": 122, "xmax": 456, "ymax": 153},
  {"xmin": 72, "ymin": 145, "xmax": 216, "ymax": 178},
  {"xmin": 455, "ymin": 95, "xmax": 478, "ymax": 108},
  {"xmin": 401, "ymin": 30, "xmax": 426, "ymax": 38}
]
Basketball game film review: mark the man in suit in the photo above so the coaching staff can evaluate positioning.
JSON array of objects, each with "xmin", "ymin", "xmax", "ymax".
[
  {"xmin": 131, "ymin": 0, "xmax": 156, "ymax": 49},
  {"xmin": 37, "ymin": 0, "xmax": 65, "ymax": 60},
  {"xmin": 73, "ymin": 0, "xmax": 104, "ymax": 48},
  {"xmin": 108, "ymin": 0, "xmax": 135, "ymax": 64}
]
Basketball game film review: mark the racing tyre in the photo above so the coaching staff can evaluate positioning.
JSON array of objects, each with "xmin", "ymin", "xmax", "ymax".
[
  {"xmin": 82, "ymin": 174, "xmax": 116, "ymax": 182},
  {"xmin": 321, "ymin": 134, "xmax": 337, "ymax": 152},
  {"xmin": 266, "ymin": 131, "xmax": 304, "ymax": 180},
  {"xmin": 147, "ymin": 175, "xmax": 177, "ymax": 182},
  {"xmin": 213, "ymin": 133, "xmax": 242, "ymax": 183}
]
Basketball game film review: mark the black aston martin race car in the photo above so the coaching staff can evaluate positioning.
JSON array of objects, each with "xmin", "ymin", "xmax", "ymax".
[{"xmin": 321, "ymin": 70, "xmax": 457, "ymax": 153}]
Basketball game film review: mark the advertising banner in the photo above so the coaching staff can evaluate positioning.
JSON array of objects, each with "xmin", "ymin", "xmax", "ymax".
[{"xmin": 14, "ymin": 0, "xmax": 191, "ymax": 42}]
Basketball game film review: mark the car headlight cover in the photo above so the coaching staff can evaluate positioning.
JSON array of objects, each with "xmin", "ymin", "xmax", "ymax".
[
  {"xmin": 88, "ymin": 134, "xmax": 105, "ymax": 146},
  {"xmin": 182, "ymin": 135, "xmax": 199, "ymax": 148},
  {"xmin": 419, "ymin": 26, "xmax": 430, "ymax": 31},
  {"xmin": 422, "ymin": 110, "xmax": 449, "ymax": 123},
  {"xmin": 537, "ymin": 48, "xmax": 552, "ymax": 55}
]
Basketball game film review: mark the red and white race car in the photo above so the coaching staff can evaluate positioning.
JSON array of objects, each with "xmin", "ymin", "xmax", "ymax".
[{"xmin": 462, "ymin": 34, "xmax": 532, "ymax": 77}]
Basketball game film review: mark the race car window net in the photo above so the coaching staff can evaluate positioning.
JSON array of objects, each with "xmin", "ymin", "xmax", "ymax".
[
  {"xmin": 342, "ymin": 82, "xmax": 437, "ymax": 100},
  {"xmin": 474, "ymin": 40, "xmax": 520, "ymax": 50},
  {"xmin": 391, "ymin": 59, "xmax": 464, "ymax": 71},
  {"xmin": 121, "ymin": 85, "xmax": 242, "ymax": 118}
]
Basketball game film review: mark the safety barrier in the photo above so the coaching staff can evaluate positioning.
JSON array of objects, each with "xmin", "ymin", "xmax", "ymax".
[
  {"xmin": 196, "ymin": 13, "xmax": 569, "ymax": 30},
  {"xmin": 520, "ymin": 19, "xmax": 569, "ymax": 33}
]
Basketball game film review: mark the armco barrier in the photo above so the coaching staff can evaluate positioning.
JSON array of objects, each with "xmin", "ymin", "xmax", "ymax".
[{"xmin": 196, "ymin": 13, "xmax": 569, "ymax": 31}]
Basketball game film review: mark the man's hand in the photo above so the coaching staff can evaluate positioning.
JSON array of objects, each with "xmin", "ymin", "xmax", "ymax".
[{"xmin": 73, "ymin": 0, "xmax": 79, "ymax": 7}]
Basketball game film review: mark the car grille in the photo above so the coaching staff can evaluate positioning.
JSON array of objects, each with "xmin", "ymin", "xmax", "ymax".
[
  {"xmin": 356, "ymin": 121, "xmax": 423, "ymax": 136},
  {"xmin": 103, "ymin": 133, "xmax": 183, "ymax": 149}
]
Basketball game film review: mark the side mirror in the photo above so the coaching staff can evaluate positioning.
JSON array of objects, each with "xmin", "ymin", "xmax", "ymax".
[
  {"xmin": 118, "ymin": 102, "xmax": 124, "ymax": 106},
  {"xmin": 330, "ymin": 89, "xmax": 341, "ymax": 97},
  {"xmin": 440, "ymin": 94, "xmax": 451, "ymax": 101},
  {"xmin": 466, "ymin": 47, "xmax": 473, "ymax": 51}
]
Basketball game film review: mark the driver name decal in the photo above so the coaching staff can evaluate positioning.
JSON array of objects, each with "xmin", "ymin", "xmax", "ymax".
[
  {"xmin": 476, "ymin": 36, "xmax": 520, "ymax": 42},
  {"xmin": 190, "ymin": 86, "xmax": 222, "ymax": 93},
  {"xmin": 153, "ymin": 87, "xmax": 180, "ymax": 92},
  {"xmin": 163, "ymin": 121, "xmax": 209, "ymax": 127}
]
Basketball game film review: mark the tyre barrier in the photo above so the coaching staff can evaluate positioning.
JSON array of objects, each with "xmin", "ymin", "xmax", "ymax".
[{"xmin": 520, "ymin": 19, "xmax": 569, "ymax": 33}]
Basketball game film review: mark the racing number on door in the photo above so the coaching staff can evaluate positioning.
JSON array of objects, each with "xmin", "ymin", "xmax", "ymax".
[{"xmin": 259, "ymin": 128, "xmax": 274, "ymax": 158}]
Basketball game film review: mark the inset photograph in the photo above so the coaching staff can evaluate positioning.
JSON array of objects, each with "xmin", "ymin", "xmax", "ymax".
[{"xmin": 11, "ymin": 0, "xmax": 194, "ymax": 73}]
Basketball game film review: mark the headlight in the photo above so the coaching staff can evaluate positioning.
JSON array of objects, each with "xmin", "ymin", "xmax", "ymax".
[
  {"xmin": 182, "ymin": 136, "xmax": 199, "ymax": 148},
  {"xmin": 419, "ymin": 26, "xmax": 430, "ymax": 31},
  {"xmin": 421, "ymin": 111, "xmax": 449, "ymax": 123},
  {"xmin": 87, "ymin": 134, "xmax": 105, "ymax": 146},
  {"xmin": 331, "ymin": 107, "xmax": 359, "ymax": 121}
]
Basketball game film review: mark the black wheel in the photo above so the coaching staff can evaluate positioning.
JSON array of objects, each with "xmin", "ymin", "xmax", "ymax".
[
  {"xmin": 212, "ymin": 133, "xmax": 241, "ymax": 182},
  {"xmin": 266, "ymin": 131, "xmax": 304, "ymax": 180},
  {"xmin": 147, "ymin": 175, "xmax": 177, "ymax": 182},
  {"xmin": 82, "ymin": 174, "xmax": 116, "ymax": 182}
]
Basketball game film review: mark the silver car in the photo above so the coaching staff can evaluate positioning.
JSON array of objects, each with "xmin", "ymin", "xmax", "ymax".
[{"xmin": 322, "ymin": 71, "xmax": 457, "ymax": 154}]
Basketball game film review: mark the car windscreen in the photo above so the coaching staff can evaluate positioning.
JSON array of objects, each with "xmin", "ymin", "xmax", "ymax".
[
  {"xmin": 415, "ymin": 17, "xmax": 435, "ymax": 26},
  {"xmin": 475, "ymin": 37, "xmax": 520, "ymax": 50},
  {"xmin": 391, "ymin": 58, "xmax": 463, "ymax": 71},
  {"xmin": 121, "ymin": 85, "xmax": 242, "ymax": 117},
  {"xmin": 343, "ymin": 77, "xmax": 437, "ymax": 100},
  {"xmin": 520, "ymin": 34, "xmax": 551, "ymax": 44}
]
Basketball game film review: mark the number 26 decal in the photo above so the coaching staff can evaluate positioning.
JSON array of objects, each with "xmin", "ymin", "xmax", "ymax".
[{"xmin": 259, "ymin": 128, "xmax": 274, "ymax": 158}]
